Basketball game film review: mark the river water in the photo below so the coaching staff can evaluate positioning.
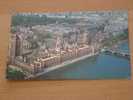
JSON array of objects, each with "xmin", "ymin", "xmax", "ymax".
[{"xmin": 36, "ymin": 41, "xmax": 131, "ymax": 80}]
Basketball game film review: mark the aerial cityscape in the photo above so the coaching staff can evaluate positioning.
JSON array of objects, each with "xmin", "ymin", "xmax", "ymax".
[{"xmin": 7, "ymin": 11, "xmax": 130, "ymax": 80}]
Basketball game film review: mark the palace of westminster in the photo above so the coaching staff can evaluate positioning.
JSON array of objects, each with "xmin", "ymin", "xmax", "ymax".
[{"xmin": 8, "ymin": 24, "xmax": 103, "ymax": 75}]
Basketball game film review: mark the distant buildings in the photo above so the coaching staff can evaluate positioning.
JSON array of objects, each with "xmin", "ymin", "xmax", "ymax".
[{"xmin": 8, "ymin": 11, "xmax": 128, "ymax": 77}]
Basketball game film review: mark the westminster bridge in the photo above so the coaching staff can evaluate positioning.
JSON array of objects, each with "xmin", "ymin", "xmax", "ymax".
[{"xmin": 103, "ymin": 48, "xmax": 130, "ymax": 60}]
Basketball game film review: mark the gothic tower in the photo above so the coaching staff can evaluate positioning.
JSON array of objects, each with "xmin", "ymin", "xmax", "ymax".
[
  {"xmin": 9, "ymin": 33, "xmax": 22, "ymax": 64},
  {"xmin": 55, "ymin": 36, "xmax": 62, "ymax": 52}
]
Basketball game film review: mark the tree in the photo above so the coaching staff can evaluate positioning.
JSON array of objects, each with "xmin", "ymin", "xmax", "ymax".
[{"xmin": 6, "ymin": 67, "xmax": 26, "ymax": 80}]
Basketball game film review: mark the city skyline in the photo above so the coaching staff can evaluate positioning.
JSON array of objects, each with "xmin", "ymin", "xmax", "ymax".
[{"xmin": 7, "ymin": 11, "xmax": 130, "ymax": 80}]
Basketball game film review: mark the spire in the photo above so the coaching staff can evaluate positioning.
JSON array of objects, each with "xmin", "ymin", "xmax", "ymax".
[
  {"xmin": 83, "ymin": 32, "xmax": 87, "ymax": 44},
  {"xmin": 55, "ymin": 36, "xmax": 61, "ymax": 52}
]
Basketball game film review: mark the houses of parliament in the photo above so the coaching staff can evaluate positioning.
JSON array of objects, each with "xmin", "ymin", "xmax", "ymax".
[{"xmin": 8, "ymin": 26, "xmax": 99, "ymax": 76}]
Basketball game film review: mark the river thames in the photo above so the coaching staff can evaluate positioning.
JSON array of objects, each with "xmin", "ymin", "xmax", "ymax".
[{"xmin": 36, "ymin": 41, "xmax": 131, "ymax": 80}]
